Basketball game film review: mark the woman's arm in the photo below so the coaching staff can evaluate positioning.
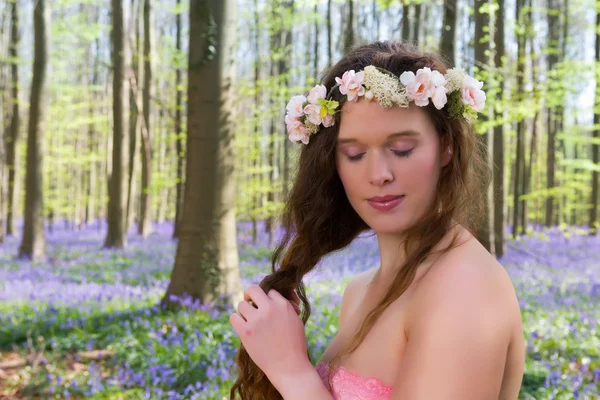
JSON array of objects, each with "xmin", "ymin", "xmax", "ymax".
[{"xmin": 272, "ymin": 359, "xmax": 334, "ymax": 400}]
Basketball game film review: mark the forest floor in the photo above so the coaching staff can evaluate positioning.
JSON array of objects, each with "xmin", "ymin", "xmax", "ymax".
[{"xmin": 0, "ymin": 221, "xmax": 599, "ymax": 399}]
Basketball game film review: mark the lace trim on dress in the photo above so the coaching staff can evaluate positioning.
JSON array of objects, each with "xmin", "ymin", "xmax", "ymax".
[{"xmin": 315, "ymin": 362, "xmax": 393, "ymax": 400}]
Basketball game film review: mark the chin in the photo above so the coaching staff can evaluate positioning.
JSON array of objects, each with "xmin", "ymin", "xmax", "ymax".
[{"xmin": 362, "ymin": 213, "xmax": 413, "ymax": 235}]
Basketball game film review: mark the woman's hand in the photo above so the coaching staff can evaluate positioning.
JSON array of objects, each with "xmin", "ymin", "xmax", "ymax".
[{"xmin": 229, "ymin": 285, "xmax": 309, "ymax": 388}]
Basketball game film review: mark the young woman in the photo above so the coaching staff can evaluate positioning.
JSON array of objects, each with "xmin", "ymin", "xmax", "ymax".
[{"xmin": 229, "ymin": 40, "xmax": 525, "ymax": 400}]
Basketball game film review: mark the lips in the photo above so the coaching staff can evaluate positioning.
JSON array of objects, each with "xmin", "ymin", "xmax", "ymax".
[
  {"xmin": 366, "ymin": 195, "xmax": 405, "ymax": 211},
  {"xmin": 368, "ymin": 195, "xmax": 403, "ymax": 202}
]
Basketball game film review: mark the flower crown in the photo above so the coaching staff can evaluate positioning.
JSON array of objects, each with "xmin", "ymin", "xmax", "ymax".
[{"xmin": 285, "ymin": 65, "xmax": 486, "ymax": 145}]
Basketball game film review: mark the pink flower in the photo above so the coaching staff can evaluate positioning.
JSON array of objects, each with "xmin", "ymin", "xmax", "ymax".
[
  {"xmin": 462, "ymin": 75, "xmax": 486, "ymax": 111},
  {"xmin": 286, "ymin": 95, "xmax": 307, "ymax": 118},
  {"xmin": 307, "ymin": 85, "xmax": 327, "ymax": 105},
  {"xmin": 285, "ymin": 114, "xmax": 309, "ymax": 144},
  {"xmin": 400, "ymin": 68, "xmax": 431, "ymax": 106},
  {"xmin": 431, "ymin": 86, "xmax": 448, "ymax": 110},
  {"xmin": 335, "ymin": 70, "xmax": 365, "ymax": 102},
  {"xmin": 303, "ymin": 104, "xmax": 323, "ymax": 125},
  {"xmin": 322, "ymin": 114, "xmax": 335, "ymax": 127}
]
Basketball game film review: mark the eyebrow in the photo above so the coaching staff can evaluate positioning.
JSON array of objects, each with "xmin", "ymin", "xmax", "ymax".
[{"xmin": 337, "ymin": 130, "xmax": 421, "ymax": 144}]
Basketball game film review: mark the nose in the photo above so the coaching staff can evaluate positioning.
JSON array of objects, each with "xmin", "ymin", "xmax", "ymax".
[{"xmin": 367, "ymin": 150, "xmax": 394, "ymax": 186}]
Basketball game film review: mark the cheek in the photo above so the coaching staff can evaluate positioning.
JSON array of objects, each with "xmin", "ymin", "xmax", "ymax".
[
  {"xmin": 337, "ymin": 165, "xmax": 366, "ymax": 208},
  {"xmin": 337, "ymin": 166, "xmax": 359, "ymax": 196},
  {"xmin": 403, "ymin": 150, "xmax": 440, "ymax": 188}
]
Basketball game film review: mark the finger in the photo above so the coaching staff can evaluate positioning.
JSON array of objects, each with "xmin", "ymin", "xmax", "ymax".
[
  {"xmin": 291, "ymin": 300, "xmax": 301, "ymax": 315},
  {"xmin": 244, "ymin": 285, "xmax": 270, "ymax": 308},
  {"xmin": 237, "ymin": 300, "xmax": 258, "ymax": 321},
  {"xmin": 290, "ymin": 289, "xmax": 301, "ymax": 307},
  {"xmin": 267, "ymin": 288, "xmax": 286, "ymax": 303},
  {"xmin": 229, "ymin": 313, "xmax": 249, "ymax": 337},
  {"xmin": 266, "ymin": 289, "xmax": 301, "ymax": 315}
]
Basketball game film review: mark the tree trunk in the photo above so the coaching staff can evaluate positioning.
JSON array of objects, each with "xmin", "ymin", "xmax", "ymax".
[
  {"xmin": 557, "ymin": 0, "xmax": 568, "ymax": 227},
  {"xmin": 474, "ymin": 0, "xmax": 491, "ymax": 252},
  {"xmin": 173, "ymin": 0, "xmax": 185, "ymax": 239},
  {"xmin": 373, "ymin": 0, "xmax": 380, "ymax": 39},
  {"xmin": 512, "ymin": 0, "xmax": 526, "ymax": 238},
  {"xmin": 440, "ymin": 0, "xmax": 457, "ymax": 67},
  {"xmin": 545, "ymin": 0, "xmax": 560, "ymax": 227},
  {"xmin": 413, "ymin": 2, "xmax": 422, "ymax": 46},
  {"xmin": 591, "ymin": 8, "xmax": 600, "ymax": 235},
  {"xmin": 313, "ymin": 2, "xmax": 319, "ymax": 78},
  {"xmin": 105, "ymin": 0, "xmax": 130, "ymax": 249},
  {"xmin": 343, "ymin": 0, "xmax": 354, "ymax": 53},
  {"xmin": 156, "ymin": 107, "xmax": 167, "ymax": 223},
  {"xmin": 282, "ymin": 1, "xmax": 293, "ymax": 201},
  {"xmin": 139, "ymin": 0, "xmax": 153, "ymax": 237},
  {"xmin": 127, "ymin": 0, "xmax": 142, "ymax": 235},
  {"xmin": 401, "ymin": 1, "xmax": 410, "ymax": 42},
  {"xmin": 327, "ymin": 0, "xmax": 332, "ymax": 65},
  {"xmin": 18, "ymin": 0, "xmax": 48, "ymax": 261},
  {"xmin": 163, "ymin": 0, "xmax": 243, "ymax": 308},
  {"xmin": 86, "ymin": 32, "xmax": 100, "ymax": 225},
  {"xmin": 522, "ymin": 2, "xmax": 538, "ymax": 234},
  {"xmin": 6, "ymin": 0, "xmax": 20, "ymax": 237},
  {"xmin": 493, "ymin": 0, "xmax": 505, "ymax": 257},
  {"xmin": 250, "ymin": 0, "xmax": 261, "ymax": 243}
]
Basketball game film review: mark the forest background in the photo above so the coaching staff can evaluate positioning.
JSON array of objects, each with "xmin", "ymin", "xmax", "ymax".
[{"xmin": 0, "ymin": 0, "xmax": 599, "ymax": 399}]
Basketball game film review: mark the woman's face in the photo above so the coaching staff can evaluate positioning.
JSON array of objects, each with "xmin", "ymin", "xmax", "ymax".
[{"xmin": 335, "ymin": 99, "xmax": 451, "ymax": 234}]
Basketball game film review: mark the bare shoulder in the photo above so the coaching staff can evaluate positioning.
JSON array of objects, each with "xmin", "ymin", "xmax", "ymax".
[
  {"xmin": 409, "ymin": 230, "xmax": 522, "ymax": 339},
  {"xmin": 391, "ymin": 231, "xmax": 525, "ymax": 398}
]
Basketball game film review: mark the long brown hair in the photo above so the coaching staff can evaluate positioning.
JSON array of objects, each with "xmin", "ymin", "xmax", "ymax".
[{"xmin": 229, "ymin": 40, "xmax": 490, "ymax": 399}]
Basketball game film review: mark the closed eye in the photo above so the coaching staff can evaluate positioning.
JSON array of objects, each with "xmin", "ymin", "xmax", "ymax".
[
  {"xmin": 393, "ymin": 149, "xmax": 413, "ymax": 158},
  {"xmin": 347, "ymin": 148, "xmax": 414, "ymax": 163},
  {"xmin": 347, "ymin": 153, "xmax": 365, "ymax": 162}
]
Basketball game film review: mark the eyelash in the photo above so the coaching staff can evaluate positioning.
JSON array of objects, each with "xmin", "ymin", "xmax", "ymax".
[{"xmin": 347, "ymin": 148, "xmax": 414, "ymax": 162}]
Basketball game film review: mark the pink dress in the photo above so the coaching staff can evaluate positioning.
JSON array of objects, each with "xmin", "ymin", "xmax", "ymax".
[{"xmin": 315, "ymin": 362, "xmax": 393, "ymax": 400}]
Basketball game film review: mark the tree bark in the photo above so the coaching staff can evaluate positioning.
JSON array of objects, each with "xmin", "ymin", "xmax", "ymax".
[
  {"xmin": 522, "ymin": 0, "xmax": 538, "ymax": 233},
  {"xmin": 590, "ymin": 8, "xmax": 600, "ymax": 235},
  {"xmin": 313, "ymin": 2, "xmax": 319, "ymax": 78},
  {"xmin": 105, "ymin": 0, "xmax": 130, "ymax": 249},
  {"xmin": 474, "ymin": 0, "xmax": 491, "ymax": 252},
  {"xmin": 545, "ymin": 0, "xmax": 560, "ymax": 227},
  {"xmin": 127, "ymin": 0, "xmax": 142, "ymax": 234},
  {"xmin": 173, "ymin": 0, "xmax": 185, "ymax": 239},
  {"xmin": 512, "ymin": 0, "xmax": 526, "ymax": 238},
  {"xmin": 139, "ymin": 0, "xmax": 153, "ymax": 237},
  {"xmin": 327, "ymin": 0, "xmax": 332, "ymax": 66},
  {"xmin": 18, "ymin": 0, "xmax": 48, "ymax": 260},
  {"xmin": 413, "ymin": 2, "xmax": 422, "ymax": 46},
  {"xmin": 6, "ymin": 0, "xmax": 20, "ymax": 237},
  {"xmin": 343, "ymin": 0, "xmax": 355, "ymax": 53},
  {"xmin": 493, "ymin": 0, "xmax": 506, "ymax": 257},
  {"xmin": 163, "ymin": 0, "xmax": 243, "ymax": 307},
  {"xmin": 440, "ymin": 0, "xmax": 457, "ymax": 67},
  {"xmin": 282, "ymin": 1, "xmax": 293, "ymax": 202},
  {"xmin": 401, "ymin": 1, "xmax": 410, "ymax": 42}
]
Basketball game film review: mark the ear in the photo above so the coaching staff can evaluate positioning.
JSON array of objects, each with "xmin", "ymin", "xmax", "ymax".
[{"xmin": 440, "ymin": 135, "xmax": 452, "ymax": 167}]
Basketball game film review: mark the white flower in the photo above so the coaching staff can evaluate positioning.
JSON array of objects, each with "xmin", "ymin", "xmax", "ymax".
[
  {"xmin": 335, "ymin": 70, "xmax": 365, "ymax": 102},
  {"xmin": 462, "ymin": 75, "xmax": 486, "ymax": 111},
  {"xmin": 400, "ymin": 67, "xmax": 447, "ymax": 108},
  {"xmin": 286, "ymin": 95, "xmax": 307, "ymax": 118},
  {"xmin": 431, "ymin": 87, "xmax": 447, "ymax": 109},
  {"xmin": 285, "ymin": 114, "xmax": 309, "ymax": 144},
  {"xmin": 307, "ymin": 85, "xmax": 327, "ymax": 105},
  {"xmin": 322, "ymin": 114, "xmax": 335, "ymax": 127},
  {"xmin": 303, "ymin": 104, "xmax": 323, "ymax": 125}
]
